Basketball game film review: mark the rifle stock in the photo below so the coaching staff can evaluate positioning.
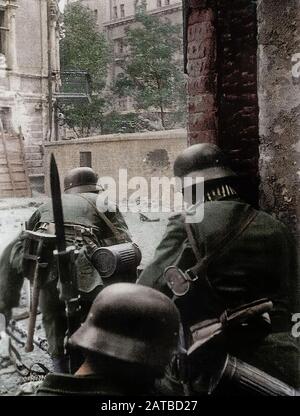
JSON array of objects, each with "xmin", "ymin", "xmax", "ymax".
[
  {"xmin": 23, "ymin": 230, "xmax": 56, "ymax": 353},
  {"xmin": 25, "ymin": 238, "xmax": 44, "ymax": 353},
  {"xmin": 25, "ymin": 271, "xmax": 40, "ymax": 352}
]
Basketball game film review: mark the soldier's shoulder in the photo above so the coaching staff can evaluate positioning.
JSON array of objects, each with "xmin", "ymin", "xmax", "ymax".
[
  {"xmin": 168, "ymin": 211, "xmax": 184, "ymax": 220},
  {"xmin": 62, "ymin": 192, "xmax": 102, "ymax": 207},
  {"xmin": 254, "ymin": 209, "xmax": 294, "ymax": 242}
]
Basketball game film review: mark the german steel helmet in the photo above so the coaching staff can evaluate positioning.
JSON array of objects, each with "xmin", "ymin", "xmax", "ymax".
[
  {"xmin": 64, "ymin": 167, "xmax": 99, "ymax": 194},
  {"xmin": 69, "ymin": 283, "xmax": 180, "ymax": 374},
  {"xmin": 174, "ymin": 143, "xmax": 236, "ymax": 187}
]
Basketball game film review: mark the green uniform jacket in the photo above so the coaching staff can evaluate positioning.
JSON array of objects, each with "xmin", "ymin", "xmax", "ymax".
[
  {"xmin": 138, "ymin": 200, "xmax": 300, "ymax": 390},
  {"xmin": 0, "ymin": 192, "xmax": 131, "ymax": 358}
]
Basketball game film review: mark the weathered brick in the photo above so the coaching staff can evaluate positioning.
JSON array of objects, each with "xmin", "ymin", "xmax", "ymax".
[
  {"xmin": 189, "ymin": 0, "xmax": 210, "ymax": 8},
  {"xmin": 187, "ymin": 76, "xmax": 217, "ymax": 95},
  {"xmin": 187, "ymin": 37, "xmax": 215, "ymax": 60},
  {"xmin": 216, "ymin": 0, "xmax": 258, "ymax": 203},
  {"xmin": 187, "ymin": 21, "xmax": 215, "ymax": 43},
  {"xmin": 188, "ymin": 94, "xmax": 215, "ymax": 113},
  {"xmin": 188, "ymin": 112, "xmax": 217, "ymax": 132},
  {"xmin": 188, "ymin": 8, "xmax": 215, "ymax": 26},
  {"xmin": 188, "ymin": 130, "xmax": 217, "ymax": 145},
  {"xmin": 186, "ymin": 52, "xmax": 216, "ymax": 76}
]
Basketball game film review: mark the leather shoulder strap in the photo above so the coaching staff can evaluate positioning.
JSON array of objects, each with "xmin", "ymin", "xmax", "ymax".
[
  {"xmin": 76, "ymin": 194, "xmax": 123, "ymax": 242},
  {"xmin": 184, "ymin": 206, "xmax": 259, "ymax": 273}
]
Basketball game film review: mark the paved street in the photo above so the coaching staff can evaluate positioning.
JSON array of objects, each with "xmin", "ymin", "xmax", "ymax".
[{"xmin": 0, "ymin": 197, "xmax": 170, "ymax": 395}]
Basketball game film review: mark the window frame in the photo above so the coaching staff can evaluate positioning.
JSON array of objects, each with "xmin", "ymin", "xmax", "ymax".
[
  {"xmin": 120, "ymin": 4, "xmax": 125, "ymax": 18},
  {"xmin": 0, "ymin": 8, "xmax": 8, "ymax": 56},
  {"xmin": 112, "ymin": 5, "xmax": 118, "ymax": 19},
  {"xmin": 80, "ymin": 151, "xmax": 92, "ymax": 168}
]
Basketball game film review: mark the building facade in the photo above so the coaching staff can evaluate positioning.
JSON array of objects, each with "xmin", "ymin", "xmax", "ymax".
[
  {"xmin": 0, "ymin": 0, "xmax": 60, "ymax": 192},
  {"xmin": 67, "ymin": 0, "xmax": 183, "ymax": 113}
]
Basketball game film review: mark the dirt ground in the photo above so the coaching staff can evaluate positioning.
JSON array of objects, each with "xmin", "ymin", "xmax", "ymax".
[{"xmin": 0, "ymin": 196, "xmax": 169, "ymax": 395}]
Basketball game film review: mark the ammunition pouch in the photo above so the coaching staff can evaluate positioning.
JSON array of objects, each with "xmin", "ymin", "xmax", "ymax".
[
  {"xmin": 63, "ymin": 223, "xmax": 101, "ymax": 248},
  {"xmin": 36, "ymin": 222, "xmax": 101, "ymax": 249}
]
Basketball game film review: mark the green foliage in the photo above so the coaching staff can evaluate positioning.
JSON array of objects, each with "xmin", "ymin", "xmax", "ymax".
[
  {"xmin": 59, "ymin": 96, "xmax": 106, "ymax": 138},
  {"xmin": 60, "ymin": 2, "xmax": 110, "ymax": 89},
  {"xmin": 101, "ymin": 112, "xmax": 155, "ymax": 135},
  {"xmin": 59, "ymin": 2, "xmax": 110, "ymax": 136},
  {"xmin": 59, "ymin": 3, "xmax": 185, "ymax": 136},
  {"xmin": 114, "ymin": 10, "xmax": 186, "ymax": 128}
]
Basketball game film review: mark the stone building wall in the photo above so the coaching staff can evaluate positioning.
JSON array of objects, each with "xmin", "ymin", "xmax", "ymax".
[
  {"xmin": 0, "ymin": 0, "xmax": 60, "ymax": 192},
  {"xmin": 44, "ymin": 129, "xmax": 187, "ymax": 203},
  {"xmin": 257, "ymin": 0, "xmax": 300, "ymax": 308}
]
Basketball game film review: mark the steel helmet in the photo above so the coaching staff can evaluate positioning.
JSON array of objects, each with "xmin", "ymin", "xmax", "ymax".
[
  {"xmin": 64, "ymin": 167, "xmax": 99, "ymax": 194},
  {"xmin": 174, "ymin": 143, "xmax": 236, "ymax": 188},
  {"xmin": 69, "ymin": 283, "xmax": 180, "ymax": 374}
]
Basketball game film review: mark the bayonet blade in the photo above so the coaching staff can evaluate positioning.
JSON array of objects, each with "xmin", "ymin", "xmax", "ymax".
[{"xmin": 50, "ymin": 154, "xmax": 66, "ymax": 252}]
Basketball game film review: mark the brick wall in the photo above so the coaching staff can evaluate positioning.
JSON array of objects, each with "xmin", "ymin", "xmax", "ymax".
[
  {"xmin": 185, "ymin": 0, "xmax": 259, "ymax": 205},
  {"xmin": 186, "ymin": 1, "xmax": 218, "ymax": 146},
  {"xmin": 217, "ymin": 0, "xmax": 259, "ymax": 205}
]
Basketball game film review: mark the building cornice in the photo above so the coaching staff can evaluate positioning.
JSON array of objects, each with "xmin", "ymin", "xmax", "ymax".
[
  {"xmin": 103, "ymin": 3, "xmax": 182, "ymax": 29},
  {"xmin": 0, "ymin": 0, "xmax": 18, "ymax": 10}
]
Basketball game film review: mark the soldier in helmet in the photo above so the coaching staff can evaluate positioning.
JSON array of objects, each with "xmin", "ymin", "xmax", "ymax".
[
  {"xmin": 0, "ymin": 166, "xmax": 135, "ymax": 373},
  {"xmin": 138, "ymin": 143, "xmax": 300, "ymax": 395},
  {"xmin": 36, "ymin": 283, "xmax": 180, "ymax": 396}
]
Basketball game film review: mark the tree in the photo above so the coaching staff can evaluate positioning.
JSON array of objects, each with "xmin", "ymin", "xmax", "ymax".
[
  {"xmin": 114, "ymin": 9, "xmax": 186, "ymax": 129},
  {"xmin": 59, "ymin": 2, "xmax": 110, "ymax": 137},
  {"xmin": 101, "ymin": 111, "xmax": 155, "ymax": 135}
]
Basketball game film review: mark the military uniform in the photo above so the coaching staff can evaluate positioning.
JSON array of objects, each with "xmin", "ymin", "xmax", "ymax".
[
  {"xmin": 0, "ymin": 192, "xmax": 132, "ymax": 366},
  {"xmin": 139, "ymin": 143, "xmax": 300, "ymax": 394},
  {"xmin": 139, "ymin": 198, "xmax": 300, "ymax": 391},
  {"xmin": 36, "ymin": 372, "xmax": 158, "ymax": 396}
]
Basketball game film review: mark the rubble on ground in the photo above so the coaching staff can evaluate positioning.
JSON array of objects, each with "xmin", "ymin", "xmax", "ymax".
[{"xmin": 0, "ymin": 196, "xmax": 170, "ymax": 395}]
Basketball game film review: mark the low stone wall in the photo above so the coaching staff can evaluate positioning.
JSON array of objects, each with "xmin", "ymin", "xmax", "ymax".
[{"xmin": 44, "ymin": 129, "xmax": 187, "ymax": 201}]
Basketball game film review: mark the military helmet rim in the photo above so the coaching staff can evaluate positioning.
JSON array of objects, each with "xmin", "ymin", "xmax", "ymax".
[
  {"xmin": 64, "ymin": 167, "xmax": 99, "ymax": 193},
  {"xmin": 174, "ymin": 143, "xmax": 237, "ymax": 188},
  {"xmin": 69, "ymin": 283, "xmax": 180, "ymax": 372},
  {"xmin": 182, "ymin": 166, "xmax": 237, "ymax": 187},
  {"xmin": 69, "ymin": 323, "xmax": 176, "ymax": 372}
]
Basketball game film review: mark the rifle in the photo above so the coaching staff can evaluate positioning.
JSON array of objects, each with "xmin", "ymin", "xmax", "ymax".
[
  {"xmin": 50, "ymin": 154, "xmax": 81, "ymax": 373},
  {"xmin": 22, "ymin": 230, "xmax": 56, "ymax": 352}
]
